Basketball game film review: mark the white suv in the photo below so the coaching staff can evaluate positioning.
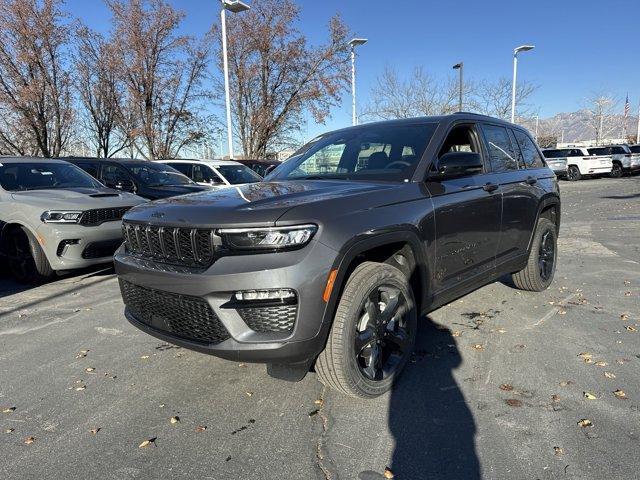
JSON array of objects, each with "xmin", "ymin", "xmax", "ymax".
[
  {"xmin": 587, "ymin": 145, "xmax": 640, "ymax": 178},
  {"xmin": 161, "ymin": 159, "xmax": 262, "ymax": 187},
  {"xmin": 542, "ymin": 147, "xmax": 612, "ymax": 181}
]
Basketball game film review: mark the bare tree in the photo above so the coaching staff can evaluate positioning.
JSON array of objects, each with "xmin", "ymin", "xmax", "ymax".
[
  {"xmin": 107, "ymin": 0, "xmax": 211, "ymax": 160},
  {"xmin": 75, "ymin": 26, "xmax": 131, "ymax": 158},
  {"xmin": 215, "ymin": 0, "xmax": 352, "ymax": 159},
  {"xmin": 0, "ymin": 0, "xmax": 74, "ymax": 157},
  {"xmin": 474, "ymin": 77, "xmax": 537, "ymax": 121},
  {"xmin": 582, "ymin": 93, "xmax": 618, "ymax": 145},
  {"xmin": 363, "ymin": 66, "xmax": 471, "ymax": 120}
]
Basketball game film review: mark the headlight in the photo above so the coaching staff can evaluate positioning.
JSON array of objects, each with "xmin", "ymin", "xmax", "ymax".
[
  {"xmin": 217, "ymin": 224, "xmax": 317, "ymax": 251},
  {"xmin": 40, "ymin": 210, "xmax": 83, "ymax": 223}
]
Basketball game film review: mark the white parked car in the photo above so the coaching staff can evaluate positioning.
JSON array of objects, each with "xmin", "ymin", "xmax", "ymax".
[
  {"xmin": 542, "ymin": 147, "xmax": 612, "ymax": 181},
  {"xmin": 587, "ymin": 145, "xmax": 640, "ymax": 178},
  {"xmin": 161, "ymin": 159, "xmax": 263, "ymax": 187}
]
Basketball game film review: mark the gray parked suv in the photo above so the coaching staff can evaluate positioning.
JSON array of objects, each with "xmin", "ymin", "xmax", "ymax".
[
  {"xmin": 115, "ymin": 113, "xmax": 560, "ymax": 397},
  {"xmin": 0, "ymin": 158, "xmax": 144, "ymax": 282}
]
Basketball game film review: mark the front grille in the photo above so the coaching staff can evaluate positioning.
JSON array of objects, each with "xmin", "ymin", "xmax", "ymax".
[
  {"xmin": 80, "ymin": 207, "xmax": 131, "ymax": 226},
  {"xmin": 122, "ymin": 221, "xmax": 215, "ymax": 268},
  {"xmin": 82, "ymin": 240, "xmax": 122, "ymax": 259},
  {"xmin": 237, "ymin": 304, "xmax": 297, "ymax": 333},
  {"xmin": 120, "ymin": 280, "xmax": 230, "ymax": 344}
]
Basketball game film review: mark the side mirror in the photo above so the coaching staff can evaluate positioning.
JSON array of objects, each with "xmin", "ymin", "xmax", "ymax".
[
  {"xmin": 432, "ymin": 152, "xmax": 483, "ymax": 179},
  {"xmin": 116, "ymin": 179, "xmax": 137, "ymax": 193}
]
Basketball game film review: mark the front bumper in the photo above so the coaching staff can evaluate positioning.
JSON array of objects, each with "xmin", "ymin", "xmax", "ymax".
[
  {"xmin": 114, "ymin": 239, "xmax": 339, "ymax": 363},
  {"xmin": 36, "ymin": 220, "xmax": 125, "ymax": 270}
]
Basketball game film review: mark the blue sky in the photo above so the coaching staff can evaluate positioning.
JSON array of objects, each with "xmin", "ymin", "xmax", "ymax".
[{"xmin": 66, "ymin": 0, "xmax": 640, "ymax": 144}]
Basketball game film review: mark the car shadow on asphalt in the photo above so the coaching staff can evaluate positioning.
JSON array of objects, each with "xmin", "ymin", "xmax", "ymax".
[{"xmin": 387, "ymin": 316, "xmax": 480, "ymax": 479}]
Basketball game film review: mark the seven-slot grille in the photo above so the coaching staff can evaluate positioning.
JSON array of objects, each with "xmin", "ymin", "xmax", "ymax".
[
  {"xmin": 80, "ymin": 207, "xmax": 131, "ymax": 226},
  {"xmin": 122, "ymin": 221, "xmax": 215, "ymax": 268}
]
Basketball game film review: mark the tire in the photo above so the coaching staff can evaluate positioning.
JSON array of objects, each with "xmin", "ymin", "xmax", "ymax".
[
  {"xmin": 567, "ymin": 165, "xmax": 581, "ymax": 181},
  {"xmin": 610, "ymin": 162, "xmax": 623, "ymax": 178},
  {"xmin": 512, "ymin": 218, "xmax": 557, "ymax": 292},
  {"xmin": 315, "ymin": 261, "xmax": 417, "ymax": 398},
  {"xmin": 7, "ymin": 226, "xmax": 54, "ymax": 284}
]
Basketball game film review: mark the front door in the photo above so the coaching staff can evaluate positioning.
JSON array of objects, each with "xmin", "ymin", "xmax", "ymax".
[{"xmin": 425, "ymin": 123, "xmax": 503, "ymax": 295}]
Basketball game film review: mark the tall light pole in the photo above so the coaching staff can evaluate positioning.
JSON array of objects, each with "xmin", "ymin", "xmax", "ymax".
[
  {"xmin": 349, "ymin": 38, "xmax": 367, "ymax": 126},
  {"xmin": 220, "ymin": 0, "xmax": 249, "ymax": 159},
  {"xmin": 534, "ymin": 115, "xmax": 539, "ymax": 141},
  {"xmin": 510, "ymin": 44, "xmax": 534, "ymax": 123},
  {"xmin": 452, "ymin": 62, "xmax": 463, "ymax": 111}
]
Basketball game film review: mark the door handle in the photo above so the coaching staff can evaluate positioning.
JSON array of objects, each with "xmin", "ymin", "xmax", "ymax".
[
  {"xmin": 525, "ymin": 176, "xmax": 537, "ymax": 185},
  {"xmin": 482, "ymin": 182, "xmax": 498, "ymax": 193}
]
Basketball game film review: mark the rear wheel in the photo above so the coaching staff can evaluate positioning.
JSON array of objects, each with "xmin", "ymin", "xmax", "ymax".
[
  {"xmin": 6, "ymin": 226, "xmax": 54, "ymax": 284},
  {"xmin": 512, "ymin": 218, "xmax": 557, "ymax": 292},
  {"xmin": 567, "ymin": 165, "xmax": 581, "ymax": 181},
  {"xmin": 610, "ymin": 162, "xmax": 623, "ymax": 178},
  {"xmin": 315, "ymin": 262, "xmax": 417, "ymax": 398}
]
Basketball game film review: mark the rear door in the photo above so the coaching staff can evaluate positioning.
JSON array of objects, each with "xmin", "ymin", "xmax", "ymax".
[
  {"xmin": 426, "ymin": 122, "xmax": 503, "ymax": 294},
  {"xmin": 165, "ymin": 162, "xmax": 194, "ymax": 181},
  {"xmin": 479, "ymin": 124, "xmax": 539, "ymax": 263}
]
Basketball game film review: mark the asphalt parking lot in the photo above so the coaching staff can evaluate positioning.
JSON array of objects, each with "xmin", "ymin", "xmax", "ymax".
[{"xmin": 1, "ymin": 176, "xmax": 639, "ymax": 480}]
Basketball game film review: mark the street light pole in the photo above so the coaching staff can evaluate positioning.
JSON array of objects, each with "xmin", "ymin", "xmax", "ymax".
[
  {"xmin": 452, "ymin": 62, "xmax": 463, "ymax": 111},
  {"xmin": 511, "ymin": 45, "xmax": 534, "ymax": 123},
  {"xmin": 220, "ymin": 0, "xmax": 249, "ymax": 159},
  {"xmin": 534, "ymin": 115, "xmax": 539, "ymax": 141},
  {"xmin": 349, "ymin": 38, "xmax": 367, "ymax": 126}
]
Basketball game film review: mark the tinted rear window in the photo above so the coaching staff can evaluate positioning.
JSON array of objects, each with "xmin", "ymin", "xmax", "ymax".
[
  {"xmin": 587, "ymin": 148, "xmax": 608, "ymax": 156},
  {"xmin": 543, "ymin": 149, "xmax": 570, "ymax": 158},
  {"xmin": 630, "ymin": 145, "xmax": 640, "ymax": 153}
]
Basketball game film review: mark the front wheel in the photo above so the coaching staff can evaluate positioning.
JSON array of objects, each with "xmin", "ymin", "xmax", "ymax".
[
  {"xmin": 315, "ymin": 262, "xmax": 417, "ymax": 398},
  {"xmin": 567, "ymin": 165, "xmax": 581, "ymax": 181},
  {"xmin": 6, "ymin": 226, "xmax": 54, "ymax": 284},
  {"xmin": 610, "ymin": 162, "xmax": 623, "ymax": 178},
  {"xmin": 512, "ymin": 218, "xmax": 557, "ymax": 292}
]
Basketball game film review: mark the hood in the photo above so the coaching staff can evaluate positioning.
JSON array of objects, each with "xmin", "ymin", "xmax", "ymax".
[
  {"xmin": 142, "ymin": 183, "xmax": 212, "ymax": 199},
  {"xmin": 11, "ymin": 187, "xmax": 145, "ymax": 209},
  {"xmin": 124, "ymin": 180, "xmax": 405, "ymax": 228}
]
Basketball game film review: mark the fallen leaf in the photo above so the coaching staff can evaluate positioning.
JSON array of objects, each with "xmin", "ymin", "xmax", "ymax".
[
  {"xmin": 625, "ymin": 326, "xmax": 637, "ymax": 332},
  {"xmin": 170, "ymin": 416, "xmax": 180, "ymax": 424},
  {"xmin": 314, "ymin": 399, "xmax": 324, "ymax": 407},
  {"xmin": 140, "ymin": 355, "xmax": 150, "ymax": 359},
  {"xmin": 85, "ymin": 367, "xmax": 95, "ymax": 373},
  {"xmin": 558, "ymin": 309, "xmax": 567, "ymax": 315},
  {"xmin": 138, "ymin": 438, "xmax": 156, "ymax": 448},
  {"xmin": 80, "ymin": 349, "xmax": 90, "ymax": 354},
  {"xmin": 89, "ymin": 428, "xmax": 100, "ymax": 435},
  {"xmin": 452, "ymin": 330, "xmax": 462, "ymax": 337},
  {"xmin": 238, "ymin": 363, "xmax": 247, "ymax": 368},
  {"xmin": 583, "ymin": 358, "xmax": 593, "ymax": 364},
  {"xmin": 505, "ymin": 398, "xmax": 522, "ymax": 407},
  {"xmin": 551, "ymin": 394, "xmax": 560, "ymax": 402},
  {"xmin": 553, "ymin": 446, "xmax": 564, "ymax": 455},
  {"xmin": 604, "ymin": 372, "xmax": 616, "ymax": 379},
  {"xmin": 624, "ymin": 280, "xmax": 631, "ymax": 285},
  {"xmin": 5, "ymin": 428, "xmax": 14, "ymax": 434},
  {"xmin": 496, "ymin": 328, "xmax": 506, "ymax": 334},
  {"xmin": 75, "ymin": 385, "xmax": 86, "ymax": 391},
  {"xmin": 559, "ymin": 380, "xmax": 574, "ymax": 387},
  {"xmin": 577, "ymin": 352, "xmax": 592, "ymax": 360},
  {"xmin": 594, "ymin": 361, "xmax": 608, "ymax": 367},
  {"xmin": 24, "ymin": 436, "xmax": 35, "ymax": 445},
  {"xmin": 499, "ymin": 384, "xmax": 514, "ymax": 391},
  {"xmin": 620, "ymin": 314, "xmax": 630, "ymax": 321},
  {"xmin": 159, "ymin": 404, "xmax": 165, "ymax": 408},
  {"xmin": 613, "ymin": 389, "xmax": 627, "ymax": 399},
  {"xmin": 471, "ymin": 344, "xmax": 484, "ymax": 351},
  {"xmin": 245, "ymin": 392, "xmax": 253, "ymax": 397},
  {"xmin": 195, "ymin": 425, "xmax": 207, "ymax": 432},
  {"xmin": 577, "ymin": 419, "xmax": 593, "ymax": 428},
  {"xmin": 2, "ymin": 406, "xmax": 16, "ymax": 413},
  {"xmin": 384, "ymin": 467, "xmax": 394, "ymax": 479},
  {"xmin": 583, "ymin": 392, "xmax": 597, "ymax": 400},
  {"xmin": 624, "ymin": 291, "xmax": 632, "ymax": 296}
]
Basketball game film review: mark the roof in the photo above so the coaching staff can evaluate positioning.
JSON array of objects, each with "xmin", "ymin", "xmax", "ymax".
[
  {"xmin": 0, "ymin": 156, "xmax": 70, "ymax": 164},
  {"xmin": 159, "ymin": 159, "xmax": 243, "ymax": 166}
]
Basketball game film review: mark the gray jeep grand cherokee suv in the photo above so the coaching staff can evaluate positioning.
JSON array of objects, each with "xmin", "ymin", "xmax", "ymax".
[{"xmin": 115, "ymin": 113, "xmax": 561, "ymax": 398}]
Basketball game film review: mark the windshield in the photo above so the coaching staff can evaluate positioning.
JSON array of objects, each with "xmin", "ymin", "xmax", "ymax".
[
  {"xmin": 0, "ymin": 162, "xmax": 103, "ymax": 191},
  {"xmin": 126, "ymin": 162, "xmax": 194, "ymax": 186},
  {"xmin": 215, "ymin": 164, "xmax": 262, "ymax": 184},
  {"xmin": 266, "ymin": 123, "xmax": 437, "ymax": 182}
]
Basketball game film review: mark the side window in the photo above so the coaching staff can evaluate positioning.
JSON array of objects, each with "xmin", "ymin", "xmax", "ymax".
[
  {"xmin": 482, "ymin": 124, "xmax": 518, "ymax": 172},
  {"xmin": 508, "ymin": 129, "xmax": 525, "ymax": 169},
  {"xmin": 193, "ymin": 164, "xmax": 223, "ymax": 184},
  {"xmin": 76, "ymin": 162, "xmax": 98, "ymax": 178},
  {"xmin": 167, "ymin": 163, "xmax": 192, "ymax": 178},
  {"xmin": 295, "ymin": 143, "xmax": 346, "ymax": 175},
  {"xmin": 514, "ymin": 130, "xmax": 544, "ymax": 169},
  {"xmin": 101, "ymin": 164, "xmax": 130, "ymax": 185},
  {"xmin": 434, "ymin": 124, "xmax": 484, "ymax": 177}
]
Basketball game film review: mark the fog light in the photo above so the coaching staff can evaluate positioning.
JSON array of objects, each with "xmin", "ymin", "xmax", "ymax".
[{"xmin": 234, "ymin": 289, "xmax": 295, "ymax": 301}]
